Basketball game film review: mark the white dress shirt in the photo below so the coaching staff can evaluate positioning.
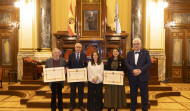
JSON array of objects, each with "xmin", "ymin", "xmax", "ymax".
[
  {"xmin": 87, "ymin": 61, "xmax": 104, "ymax": 84},
  {"xmin": 75, "ymin": 52, "xmax": 80, "ymax": 59},
  {"xmin": 134, "ymin": 50, "xmax": 140, "ymax": 65}
]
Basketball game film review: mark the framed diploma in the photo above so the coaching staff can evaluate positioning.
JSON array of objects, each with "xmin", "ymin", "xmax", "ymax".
[
  {"xmin": 67, "ymin": 68, "xmax": 87, "ymax": 82},
  {"xmin": 44, "ymin": 67, "xmax": 65, "ymax": 82},
  {"xmin": 103, "ymin": 71, "xmax": 123, "ymax": 85}
]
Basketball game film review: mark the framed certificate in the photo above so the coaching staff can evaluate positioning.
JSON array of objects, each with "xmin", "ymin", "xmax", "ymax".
[
  {"xmin": 44, "ymin": 67, "xmax": 65, "ymax": 82},
  {"xmin": 103, "ymin": 71, "xmax": 123, "ymax": 85},
  {"xmin": 67, "ymin": 68, "xmax": 87, "ymax": 82}
]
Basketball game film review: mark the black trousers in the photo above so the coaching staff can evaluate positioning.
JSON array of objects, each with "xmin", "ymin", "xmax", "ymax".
[
  {"xmin": 87, "ymin": 82, "xmax": 103, "ymax": 111},
  {"xmin": 70, "ymin": 82, "xmax": 84, "ymax": 107},
  {"xmin": 51, "ymin": 82, "xmax": 63, "ymax": 111},
  {"xmin": 129, "ymin": 79, "xmax": 149, "ymax": 111}
]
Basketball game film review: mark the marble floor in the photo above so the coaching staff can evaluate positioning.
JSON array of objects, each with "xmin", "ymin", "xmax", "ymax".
[{"xmin": 0, "ymin": 82, "xmax": 190, "ymax": 111}]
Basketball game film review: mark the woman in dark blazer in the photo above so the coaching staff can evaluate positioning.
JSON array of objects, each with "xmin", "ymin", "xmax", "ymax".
[{"xmin": 104, "ymin": 48, "xmax": 127, "ymax": 111}]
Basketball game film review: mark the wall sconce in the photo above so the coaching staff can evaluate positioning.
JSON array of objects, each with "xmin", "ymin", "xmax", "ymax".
[
  {"xmin": 163, "ymin": 0, "xmax": 168, "ymax": 8},
  {"xmin": 14, "ymin": 0, "xmax": 20, "ymax": 8},
  {"xmin": 14, "ymin": 0, "xmax": 32, "ymax": 8}
]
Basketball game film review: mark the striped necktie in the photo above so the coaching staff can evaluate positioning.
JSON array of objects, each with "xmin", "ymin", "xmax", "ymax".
[{"xmin": 77, "ymin": 53, "xmax": 80, "ymax": 62}]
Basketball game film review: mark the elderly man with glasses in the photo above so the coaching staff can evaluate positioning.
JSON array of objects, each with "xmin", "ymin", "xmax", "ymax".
[
  {"xmin": 67, "ymin": 43, "xmax": 87, "ymax": 111},
  {"xmin": 126, "ymin": 38, "xmax": 152, "ymax": 111}
]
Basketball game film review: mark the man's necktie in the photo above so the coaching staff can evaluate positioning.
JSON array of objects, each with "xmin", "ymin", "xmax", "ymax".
[
  {"xmin": 135, "ymin": 52, "xmax": 140, "ymax": 54},
  {"xmin": 77, "ymin": 53, "xmax": 80, "ymax": 62}
]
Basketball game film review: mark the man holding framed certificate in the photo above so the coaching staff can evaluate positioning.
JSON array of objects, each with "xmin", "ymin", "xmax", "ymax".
[
  {"xmin": 45, "ymin": 48, "xmax": 67, "ymax": 111},
  {"xmin": 67, "ymin": 68, "xmax": 87, "ymax": 82},
  {"xmin": 67, "ymin": 43, "xmax": 87, "ymax": 111}
]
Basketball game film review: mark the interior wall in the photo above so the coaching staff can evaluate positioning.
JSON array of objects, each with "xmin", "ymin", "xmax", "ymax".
[
  {"xmin": 51, "ymin": 0, "xmax": 76, "ymax": 48},
  {"xmin": 19, "ymin": 0, "xmax": 40, "ymax": 51},
  {"xmin": 144, "ymin": 0, "xmax": 166, "ymax": 81},
  {"xmin": 144, "ymin": 0, "xmax": 165, "ymax": 51},
  {"xmin": 19, "ymin": 1, "xmax": 33, "ymax": 50},
  {"xmin": 106, "ymin": 0, "xmax": 132, "ymax": 52}
]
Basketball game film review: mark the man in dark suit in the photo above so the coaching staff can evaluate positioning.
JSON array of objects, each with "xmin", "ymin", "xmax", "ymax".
[
  {"xmin": 45, "ymin": 48, "xmax": 67, "ymax": 111},
  {"xmin": 126, "ymin": 38, "xmax": 152, "ymax": 111},
  {"xmin": 87, "ymin": 11, "xmax": 96, "ymax": 30},
  {"xmin": 67, "ymin": 43, "xmax": 87, "ymax": 111}
]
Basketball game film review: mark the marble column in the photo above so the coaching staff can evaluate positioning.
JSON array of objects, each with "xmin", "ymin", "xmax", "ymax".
[
  {"xmin": 131, "ymin": 0, "xmax": 142, "ymax": 40},
  {"xmin": 41, "ymin": 0, "xmax": 51, "ymax": 48}
]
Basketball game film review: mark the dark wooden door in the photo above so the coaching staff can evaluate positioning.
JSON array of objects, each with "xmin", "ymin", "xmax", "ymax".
[
  {"xmin": 167, "ymin": 28, "xmax": 190, "ymax": 82},
  {"xmin": 0, "ymin": 7, "xmax": 19, "ymax": 81},
  {"xmin": 164, "ymin": 0, "xmax": 190, "ymax": 83},
  {"xmin": 184, "ymin": 29, "xmax": 190, "ymax": 82}
]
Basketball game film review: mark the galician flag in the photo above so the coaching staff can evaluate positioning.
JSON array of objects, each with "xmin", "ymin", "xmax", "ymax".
[
  {"xmin": 68, "ymin": 0, "xmax": 75, "ymax": 37},
  {"xmin": 114, "ymin": 0, "xmax": 121, "ymax": 34}
]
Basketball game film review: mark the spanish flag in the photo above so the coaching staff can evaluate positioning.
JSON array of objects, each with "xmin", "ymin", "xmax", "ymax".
[{"xmin": 68, "ymin": 0, "xmax": 75, "ymax": 37}]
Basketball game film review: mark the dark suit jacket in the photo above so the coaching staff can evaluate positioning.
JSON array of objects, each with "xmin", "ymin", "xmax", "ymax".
[
  {"xmin": 45, "ymin": 58, "xmax": 67, "ymax": 87},
  {"xmin": 107, "ymin": 57, "xmax": 126, "ymax": 73},
  {"xmin": 68, "ymin": 52, "xmax": 87, "ymax": 68},
  {"xmin": 126, "ymin": 49, "xmax": 152, "ymax": 82}
]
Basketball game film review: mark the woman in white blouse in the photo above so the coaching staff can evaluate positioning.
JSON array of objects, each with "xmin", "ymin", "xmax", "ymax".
[{"xmin": 87, "ymin": 51, "xmax": 104, "ymax": 111}]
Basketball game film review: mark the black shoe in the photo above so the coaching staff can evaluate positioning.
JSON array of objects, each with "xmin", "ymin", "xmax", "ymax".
[
  {"xmin": 69, "ymin": 106, "xmax": 74, "ymax": 111},
  {"xmin": 58, "ymin": 107, "xmax": 63, "ymax": 111},
  {"xmin": 114, "ymin": 108, "xmax": 117, "ymax": 111},
  {"xmin": 80, "ymin": 106, "xmax": 85, "ymax": 111},
  {"xmin": 108, "ymin": 108, "xmax": 111, "ymax": 111}
]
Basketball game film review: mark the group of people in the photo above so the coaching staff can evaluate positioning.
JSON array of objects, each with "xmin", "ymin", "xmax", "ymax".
[{"xmin": 45, "ymin": 38, "xmax": 152, "ymax": 111}]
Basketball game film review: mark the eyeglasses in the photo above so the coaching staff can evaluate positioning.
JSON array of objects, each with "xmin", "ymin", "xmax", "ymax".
[
  {"xmin": 133, "ymin": 43, "xmax": 140, "ymax": 46},
  {"xmin": 76, "ymin": 46, "xmax": 82, "ymax": 48}
]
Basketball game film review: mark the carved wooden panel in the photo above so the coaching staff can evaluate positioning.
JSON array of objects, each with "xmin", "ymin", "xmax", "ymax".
[
  {"xmin": 85, "ymin": 45, "xmax": 97, "ymax": 58},
  {"xmin": 149, "ymin": 58, "xmax": 158, "ymax": 81},
  {"xmin": 54, "ymin": 31, "xmax": 128, "ymax": 61},
  {"xmin": 188, "ymin": 33, "xmax": 190, "ymax": 37},
  {"xmin": 0, "ymin": 30, "xmax": 12, "ymax": 37},
  {"xmin": 107, "ymin": 41, "xmax": 120, "ymax": 46},
  {"xmin": 82, "ymin": 0, "xmax": 100, "ymax": 4},
  {"xmin": 172, "ymin": 32, "xmax": 177, "ymax": 37},
  {"xmin": 172, "ymin": 69, "xmax": 182, "ymax": 78},
  {"xmin": 83, "ymin": 42, "xmax": 100, "ymax": 59},
  {"xmin": 0, "ymin": 13, "xmax": 11, "ymax": 24},
  {"xmin": 0, "ymin": 0, "xmax": 17, "ymax": 5},
  {"xmin": 107, "ymin": 48, "xmax": 113, "ymax": 58},
  {"xmin": 179, "ymin": 32, "xmax": 185, "ymax": 37},
  {"xmin": 172, "ymin": 39, "xmax": 182, "ymax": 66},
  {"xmin": 173, "ymin": 13, "xmax": 190, "ymax": 24},
  {"xmin": 187, "ymin": 39, "xmax": 190, "ymax": 66},
  {"xmin": 63, "ymin": 49, "xmax": 73, "ymax": 60},
  {"xmin": 187, "ymin": 70, "xmax": 190, "ymax": 78},
  {"xmin": 2, "ymin": 38, "xmax": 11, "ymax": 65},
  {"xmin": 59, "ymin": 40, "xmax": 76, "ymax": 61}
]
